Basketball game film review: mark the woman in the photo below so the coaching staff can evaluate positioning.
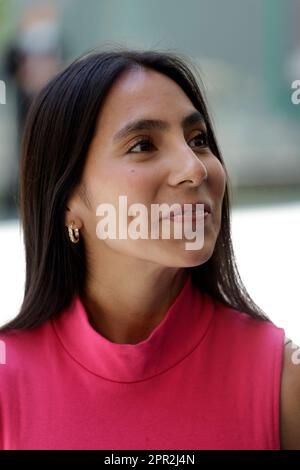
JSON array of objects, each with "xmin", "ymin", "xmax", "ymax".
[{"xmin": 0, "ymin": 48, "xmax": 298, "ymax": 450}]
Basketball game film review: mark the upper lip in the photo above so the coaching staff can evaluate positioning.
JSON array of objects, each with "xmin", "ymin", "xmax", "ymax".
[{"xmin": 160, "ymin": 201, "xmax": 212, "ymax": 220}]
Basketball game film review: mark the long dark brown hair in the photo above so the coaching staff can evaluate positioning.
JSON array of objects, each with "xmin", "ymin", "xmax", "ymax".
[{"xmin": 0, "ymin": 47, "xmax": 270, "ymax": 331}]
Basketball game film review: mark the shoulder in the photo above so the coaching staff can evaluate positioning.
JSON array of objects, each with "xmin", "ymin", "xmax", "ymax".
[
  {"xmin": 213, "ymin": 299, "xmax": 285, "ymax": 347},
  {"xmin": 280, "ymin": 336, "xmax": 300, "ymax": 449},
  {"xmin": 0, "ymin": 322, "xmax": 51, "ymax": 351},
  {"xmin": 211, "ymin": 299, "xmax": 285, "ymax": 373},
  {"xmin": 0, "ymin": 321, "xmax": 56, "ymax": 384}
]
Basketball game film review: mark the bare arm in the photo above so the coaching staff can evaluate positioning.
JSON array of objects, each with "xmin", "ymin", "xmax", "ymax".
[{"xmin": 280, "ymin": 336, "xmax": 300, "ymax": 449}]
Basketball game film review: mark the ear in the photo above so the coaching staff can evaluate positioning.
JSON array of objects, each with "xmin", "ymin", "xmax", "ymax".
[
  {"xmin": 65, "ymin": 192, "xmax": 84, "ymax": 229},
  {"xmin": 65, "ymin": 210, "xmax": 83, "ymax": 230}
]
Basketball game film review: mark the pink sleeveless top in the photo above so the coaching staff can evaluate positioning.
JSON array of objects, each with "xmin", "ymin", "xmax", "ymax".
[{"xmin": 0, "ymin": 271, "xmax": 285, "ymax": 449}]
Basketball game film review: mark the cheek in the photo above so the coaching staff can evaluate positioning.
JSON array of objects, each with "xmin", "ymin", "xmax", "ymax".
[
  {"xmin": 90, "ymin": 165, "xmax": 159, "ymax": 207},
  {"xmin": 87, "ymin": 164, "xmax": 134, "ymax": 198},
  {"xmin": 121, "ymin": 167, "xmax": 159, "ymax": 202}
]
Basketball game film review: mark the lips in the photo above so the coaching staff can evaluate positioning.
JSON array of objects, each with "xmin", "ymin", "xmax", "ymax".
[
  {"xmin": 184, "ymin": 202, "xmax": 211, "ymax": 214},
  {"xmin": 160, "ymin": 202, "xmax": 212, "ymax": 220}
]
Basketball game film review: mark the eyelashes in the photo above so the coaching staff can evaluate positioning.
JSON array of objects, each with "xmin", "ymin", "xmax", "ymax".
[
  {"xmin": 127, "ymin": 138, "xmax": 155, "ymax": 154},
  {"xmin": 188, "ymin": 131, "xmax": 209, "ymax": 149},
  {"xmin": 126, "ymin": 131, "xmax": 210, "ymax": 154}
]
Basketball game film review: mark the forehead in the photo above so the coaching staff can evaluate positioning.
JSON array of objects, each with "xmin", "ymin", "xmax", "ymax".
[{"xmin": 95, "ymin": 67, "xmax": 198, "ymax": 136}]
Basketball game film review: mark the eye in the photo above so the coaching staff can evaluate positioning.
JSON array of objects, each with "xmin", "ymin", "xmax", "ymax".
[
  {"xmin": 127, "ymin": 138, "xmax": 155, "ymax": 154},
  {"xmin": 189, "ymin": 131, "xmax": 209, "ymax": 149},
  {"xmin": 126, "ymin": 131, "xmax": 209, "ymax": 154}
]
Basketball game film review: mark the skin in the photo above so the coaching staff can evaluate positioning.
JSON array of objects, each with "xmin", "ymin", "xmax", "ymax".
[
  {"xmin": 65, "ymin": 66, "xmax": 300, "ymax": 449},
  {"xmin": 280, "ymin": 340, "xmax": 300, "ymax": 449},
  {"xmin": 65, "ymin": 66, "xmax": 226, "ymax": 345}
]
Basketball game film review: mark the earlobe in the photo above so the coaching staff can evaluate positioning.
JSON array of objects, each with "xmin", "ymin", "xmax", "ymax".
[
  {"xmin": 65, "ymin": 217, "xmax": 83, "ymax": 230},
  {"xmin": 65, "ymin": 207, "xmax": 83, "ymax": 230},
  {"xmin": 67, "ymin": 221, "xmax": 80, "ymax": 244}
]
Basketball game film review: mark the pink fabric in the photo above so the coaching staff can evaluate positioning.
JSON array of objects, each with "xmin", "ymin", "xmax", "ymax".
[{"xmin": 0, "ymin": 271, "xmax": 285, "ymax": 449}]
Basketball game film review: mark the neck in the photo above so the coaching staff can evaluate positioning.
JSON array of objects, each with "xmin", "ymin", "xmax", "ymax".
[{"xmin": 81, "ymin": 261, "xmax": 189, "ymax": 344}]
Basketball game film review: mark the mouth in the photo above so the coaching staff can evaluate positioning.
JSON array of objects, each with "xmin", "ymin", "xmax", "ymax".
[{"xmin": 160, "ymin": 201, "xmax": 212, "ymax": 220}]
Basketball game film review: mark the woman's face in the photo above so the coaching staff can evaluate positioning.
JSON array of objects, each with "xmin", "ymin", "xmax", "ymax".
[{"xmin": 67, "ymin": 67, "xmax": 226, "ymax": 268}]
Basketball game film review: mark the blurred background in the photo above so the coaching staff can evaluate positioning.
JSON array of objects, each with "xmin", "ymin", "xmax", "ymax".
[{"xmin": 0, "ymin": 0, "xmax": 299, "ymax": 341}]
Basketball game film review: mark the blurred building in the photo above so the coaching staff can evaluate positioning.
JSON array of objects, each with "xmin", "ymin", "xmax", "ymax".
[{"xmin": 0, "ymin": 0, "xmax": 299, "ymax": 219}]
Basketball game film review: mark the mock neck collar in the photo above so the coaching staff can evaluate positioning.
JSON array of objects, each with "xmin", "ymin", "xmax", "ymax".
[{"xmin": 51, "ymin": 271, "xmax": 214, "ymax": 383}]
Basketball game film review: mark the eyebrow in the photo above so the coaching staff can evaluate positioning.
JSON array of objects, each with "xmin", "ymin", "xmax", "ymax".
[{"xmin": 113, "ymin": 110, "xmax": 206, "ymax": 142}]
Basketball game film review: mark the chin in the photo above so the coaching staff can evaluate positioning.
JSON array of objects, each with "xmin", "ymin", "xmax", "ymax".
[
  {"xmin": 159, "ymin": 244, "xmax": 214, "ymax": 268},
  {"xmin": 181, "ymin": 252, "xmax": 213, "ymax": 267}
]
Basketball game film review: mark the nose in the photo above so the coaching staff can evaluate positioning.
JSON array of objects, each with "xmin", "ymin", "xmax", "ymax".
[{"xmin": 167, "ymin": 141, "xmax": 208, "ymax": 187}]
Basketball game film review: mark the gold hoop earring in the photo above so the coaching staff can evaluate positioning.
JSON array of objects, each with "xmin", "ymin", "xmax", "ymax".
[{"xmin": 68, "ymin": 221, "xmax": 80, "ymax": 244}]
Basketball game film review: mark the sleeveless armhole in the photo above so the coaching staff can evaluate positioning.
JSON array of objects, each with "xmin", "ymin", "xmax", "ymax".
[{"xmin": 273, "ymin": 326, "xmax": 286, "ymax": 450}]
